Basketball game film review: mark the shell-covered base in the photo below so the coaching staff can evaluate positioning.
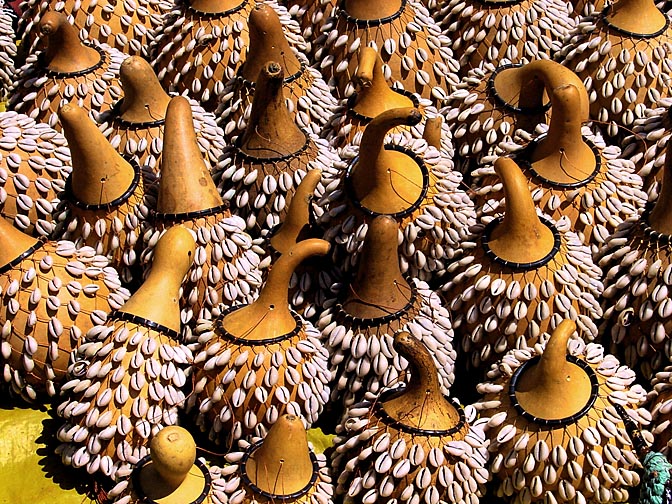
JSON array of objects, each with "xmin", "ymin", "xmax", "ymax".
[
  {"xmin": 52, "ymin": 166, "xmax": 148, "ymax": 285},
  {"xmin": 317, "ymin": 136, "xmax": 476, "ymax": 282},
  {"xmin": 209, "ymin": 435, "xmax": 334, "ymax": 504},
  {"xmin": 0, "ymin": 5, "xmax": 16, "ymax": 100},
  {"xmin": 17, "ymin": 0, "xmax": 171, "ymax": 58},
  {"xmin": 440, "ymin": 215, "xmax": 604, "ymax": 372},
  {"xmin": 0, "ymin": 111, "xmax": 72, "ymax": 237},
  {"xmin": 0, "ymin": 241, "xmax": 129, "ymax": 401},
  {"xmin": 217, "ymin": 63, "xmax": 336, "ymax": 142},
  {"xmin": 141, "ymin": 212, "xmax": 263, "ymax": 338},
  {"xmin": 56, "ymin": 317, "xmax": 192, "ymax": 481},
  {"xmin": 314, "ymin": 0, "xmax": 460, "ymax": 104},
  {"xmin": 8, "ymin": 44, "xmax": 127, "ymax": 131},
  {"xmin": 436, "ymin": 0, "xmax": 574, "ymax": 77},
  {"xmin": 189, "ymin": 309, "xmax": 331, "ymax": 448},
  {"xmin": 648, "ymin": 366, "xmax": 672, "ymax": 455},
  {"xmin": 558, "ymin": 11, "xmax": 672, "ymax": 138},
  {"xmin": 474, "ymin": 337, "xmax": 649, "ymax": 504},
  {"xmin": 318, "ymin": 278, "xmax": 457, "ymax": 410},
  {"xmin": 598, "ymin": 208, "xmax": 672, "ymax": 379},
  {"xmin": 471, "ymin": 124, "xmax": 647, "ymax": 256},
  {"xmin": 215, "ymin": 136, "xmax": 340, "ymax": 238},
  {"xmin": 332, "ymin": 393, "xmax": 489, "ymax": 504}
]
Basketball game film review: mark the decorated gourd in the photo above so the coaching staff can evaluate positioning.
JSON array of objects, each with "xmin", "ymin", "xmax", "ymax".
[
  {"xmin": 317, "ymin": 215, "xmax": 456, "ymax": 411},
  {"xmin": 313, "ymin": 0, "xmax": 460, "ymax": 103},
  {"xmin": 97, "ymin": 56, "xmax": 224, "ymax": 200},
  {"xmin": 435, "ymin": 0, "xmax": 574, "ymax": 77},
  {"xmin": 55, "ymin": 226, "xmax": 195, "ymax": 480},
  {"xmin": 473, "ymin": 319, "xmax": 649, "ymax": 504},
  {"xmin": 9, "ymin": 12, "xmax": 126, "ymax": 131},
  {"xmin": 558, "ymin": 0, "xmax": 672, "ymax": 138},
  {"xmin": 51, "ymin": 103, "xmax": 146, "ymax": 285},
  {"xmin": 440, "ymin": 156, "xmax": 603, "ymax": 372},
  {"xmin": 471, "ymin": 82, "xmax": 646, "ymax": 255},
  {"xmin": 0, "ymin": 218, "xmax": 129, "ymax": 401},
  {"xmin": 149, "ymin": 0, "xmax": 255, "ymax": 112},
  {"xmin": 648, "ymin": 366, "xmax": 672, "ymax": 457},
  {"xmin": 215, "ymin": 61, "xmax": 340, "ymax": 237},
  {"xmin": 189, "ymin": 239, "xmax": 331, "ymax": 448},
  {"xmin": 16, "ymin": 0, "xmax": 170, "ymax": 58},
  {"xmin": 285, "ymin": 0, "xmax": 337, "ymax": 58},
  {"xmin": 321, "ymin": 46, "xmax": 453, "ymax": 152},
  {"xmin": 0, "ymin": 111, "xmax": 71, "ymax": 237},
  {"xmin": 598, "ymin": 138, "xmax": 672, "ymax": 379},
  {"xmin": 318, "ymin": 106, "xmax": 476, "ymax": 282},
  {"xmin": 0, "ymin": 3, "xmax": 16, "ymax": 101},
  {"xmin": 444, "ymin": 59, "xmax": 586, "ymax": 169},
  {"xmin": 332, "ymin": 331, "xmax": 489, "ymax": 504},
  {"xmin": 216, "ymin": 3, "xmax": 335, "ymax": 141},
  {"xmin": 140, "ymin": 96, "xmax": 261, "ymax": 334},
  {"xmin": 209, "ymin": 414, "xmax": 334, "ymax": 503},
  {"xmin": 109, "ymin": 426, "xmax": 217, "ymax": 504}
]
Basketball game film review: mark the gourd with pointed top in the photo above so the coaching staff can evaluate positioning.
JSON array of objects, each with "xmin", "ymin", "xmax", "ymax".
[
  {"xmin": 322, "ymin": 46, "xmax": 450, "ymax": 151},
  {"xmin": 51, "ymin": 103, "xmax": 146, "ymax": 285},
  {"xmin": 317, "ymin": 214, "xmax": 456, "ymax": 411},
  {"xmin": 435, "ymin": 0, "xmax": 574, "ymax": 78},
  {"xmin": 215, "ymin": 61, "xmax": 340, "ymax": 239},
  {"xmin": 216, "ymin": 3, "xmax": 336, "ymax": 141},
  {"xmin": 141, "ymin": 96, "xmax": 261, "ymax": 334},
  {"xmin": 319, "ymin": 106, "xmax": 476, "ymax": 282},
  {"xmin": 189, "ymin": 238, "xmax": 332, "ymax": 448},
  {"xmin": 471, "ymin": 82, "xmax": 646, "ymax": 255},
  {"xmin": 109, "ymin": 426, "xmax": 218, "ymax": 504},
  {"xmin": 16, "ymin": 0, "xmax": 170, "ymax": 60},
  {"xmin": 98, "ymin": 56, "xmax": 224, "ymax": 198},
  {"xmin": 211, "ymin": 414, "xmax": 334, "ymax": 503},
  {"xmin": 149, "ymin": 0, "xmax": 255, "ymax": 112},
  {"xmin": 9, "ymin": 11, "xmax": 127, "ymax": 131},
  {"xmin": 0, "ymin": 217, "xmax": 129, "ymax": 402},
  {"xmin": 558, "ymin": 0, "xmax": 672, "ymax": 138},
  {"xmin": 598, "ymin": 137, "xmax": 672, "ymax": 379},
  {"xmin": 313, "ymin": 0, "xmax": 460, "ymax": 103},
  {"xmin": 55, "ymin": 225, "xmax": 196, "ymax": 481},
  {"xmin": 0, "ymin": 111, "xmax": 71, "ymax": 237},
  {"xmin": 440, "ymin": 156, "xmax": 603, "ymax": 373},
  {"xmin": 474, "ymin": 319, "xmax": 648, "ymax": 504},
  {"xmin": 332, "ymin": 330, "xmax": 487, "ymax": 504}
]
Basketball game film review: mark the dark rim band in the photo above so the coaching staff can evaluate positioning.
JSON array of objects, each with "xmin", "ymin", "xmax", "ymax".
[
  {"xmin": 216, "ymin": 304, "xmax": 303, "ymax": 344},
  {"xmin": 339, "ymin": 0, "xmax": 406, "ymax": 27},
  {"xmin": 240, "ymin": 439, "xmax": 319, "ymax": 500},
  {"xmin": 601, "ymin": 5, "xmax": 670, "ymax": 38},
  {"xmin": 186, "ymin": 0, "xmax": 249, "ymax": 17},
  {"xmin": 153, "ymin": 203, "xmax": 230, "ymax": 222},
  {"xmin": 481, "ymin": 215, "xmax": 562, "ymax": 270},
  {"xmin": 234, "ymin": 130, "xmax": 310, "ymax": 163},
  {"xmin": 0, "ymin": 238, "xmax": 46, "ymax": 275},
  {"xmin": 344, "ymin": 143, "xmax": 429, "ymax": 219},
  {"xmin": 345, "ymin": 88, "xmax": 420, "ymax": 122},
  {"xmin": 108, "ymin": 99, "xmax": 166, "ymax": 128},
  {"xmin": 40, "ymin": 44, "xmax": 106, "ymax": 77},
  {"xmin": 508, "ymin": 354, "xmax": 600, "ymax": 426},
  {"xmin": 336, "ymin": 277, "xmax": 417, "ymax": 328},
  {"xmin": 109, "ymin": 311, "xmax": 183, "ymax": 341}
]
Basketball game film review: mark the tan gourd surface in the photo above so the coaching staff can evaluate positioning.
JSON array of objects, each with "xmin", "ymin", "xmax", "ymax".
[
  {"xmin": 514, "ymin": 319, "xmax": 593, "ymax": 420},
  {"xmin": 59, "ymin": 103, "xmax": 136, "ymax": 205},
  {"xmin": 0, "ymin": 215, "xmax": 40, "ymax": 261},
  {"xmin": 528, "ymin": 84, "xmax": 596, "ymax": 185},
  {"xmin": 240, "ymin": 4, "xmax": 302, "ymax": 83},
  {"xmin": 486, "ymin": 157, "xmax": 556, "ymax": 264},
  {"xmin": 341, "ymin": 215, "xmax": 411, "ymax": 320},
  {"xmin": 606, "ymin": 0, "xmax": 666, "ymax": 34},
  {"xmin": 222, "ymin": 238, "xmax": 330, "ymax": 338},
  {"xmin": 422, "ymin": 116, "xmax": 443, "ymax": 150},
  {"xmin": 350, "ymin": 107, "xmax": 425, "ymax": 214},
  {"xmin": 118, "ymin": 56, "xmax": 171, "ymax": 124},
  {"xmin": 157, "ymin": 96, "xmax": 223, "ymax": 213},
  {"xmin": 120, "ymin": 226, "xmax": 196, "ymax": 333},
  {"xmin": 191, "ymin": 0, "xmax": 246, "ymax": 13},
  {"xmin": 647, "ymin": 138, "xmax": 672, "ymax": 235},
  {"xmin": 343, "ymin": 0, "xmax": 401, "ymax": 20},
  {"xmin": 269, "ymin": 169, "xmax": 322, "ymax": 254},
  {"xmin": 238, "ymin": 62, "xmax": 306, "ymax": 158},
  {"xmin": 350, "ymin": 47, "xmax": 414, "ymax": 119},
  {"xmin": 381, "ymin": 331, "xmax": 462, "ymax": 431},
  {"xmin": 244, "ymin": 414, "xmax": 314, "ymax": 495},
  {"xmin": 137, "ymin": 426, "xmax": 205, "ymax": 504},
  {"xmin": 38, "ymin": 12, "xmax": 100, "ymax": 74}
]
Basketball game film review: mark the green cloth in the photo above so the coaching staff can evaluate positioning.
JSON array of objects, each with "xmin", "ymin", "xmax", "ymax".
[
  {"xmin": 0, "ymin": 405, "xmax": 94, "ymax": 504},
  {"xmin": 640, "ymin": 451, "xmax": 672, "ymax": 504}
]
